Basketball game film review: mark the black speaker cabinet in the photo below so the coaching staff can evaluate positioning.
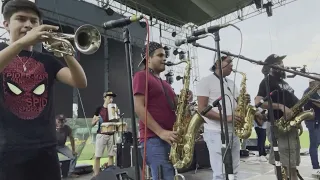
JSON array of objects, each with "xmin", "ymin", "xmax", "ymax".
[
  {"xmin": 95, "ymin": 166, "xmax": 136, "ymax": 180},
  {"xmin": 194, "ymin": 140, "xmax": 211, "ymax": 168},
  {"xmin": 60, "ymin": 159, "xmax": 70, "ymax": 178}
]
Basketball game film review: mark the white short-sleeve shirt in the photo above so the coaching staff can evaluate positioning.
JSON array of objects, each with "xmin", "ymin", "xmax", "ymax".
[{"xmin": 196, "ymin": 74, "xmax": 239, "ymax": 132}]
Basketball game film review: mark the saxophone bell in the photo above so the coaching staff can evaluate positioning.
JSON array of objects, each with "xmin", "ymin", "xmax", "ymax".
[{"xmin": 276, "ymin": 83, "xmax": 320, "ymax": 134}]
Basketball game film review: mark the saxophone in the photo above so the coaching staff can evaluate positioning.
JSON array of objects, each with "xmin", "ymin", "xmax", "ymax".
[
  {"xmin": 275, "ymin": 83, "xmax": 320, "ymax": 134},
  {"xmin": 168, "ymin": 59, "xmax": 205, "ymax": 171},
  {"xmin": 233, "ymin": 70, "xmax": 256, "ymax": 139}
]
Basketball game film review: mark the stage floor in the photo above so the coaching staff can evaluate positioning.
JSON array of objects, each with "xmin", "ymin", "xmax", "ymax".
[{"xmin": 69, "ymin": 149, "xmax": 317, "ymax": 180}]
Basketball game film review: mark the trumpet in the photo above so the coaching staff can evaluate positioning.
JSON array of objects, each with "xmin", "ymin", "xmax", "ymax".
[{"xmin": 43, "ymin": 24, "xmax": 101, "ymax": 57}]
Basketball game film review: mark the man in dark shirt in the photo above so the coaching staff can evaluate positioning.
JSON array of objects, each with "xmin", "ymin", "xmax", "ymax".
[
  {"xmin": 92, "ymin": 91, "xmax": 117, "ymax": 177},
  {"xmin": 0, "ymin": 1, "xmax": 87, "ymax": 180},
  {"xmin": 56, "ymin": 114, "xmax": 79, "ymax": 178},
  {"xmin": 255, "ymin": 54, "xmax": 300, "ymax": 180},
  {"xmin": 303, "ymin": 77, "xmax": 320, "ymax": 176}
]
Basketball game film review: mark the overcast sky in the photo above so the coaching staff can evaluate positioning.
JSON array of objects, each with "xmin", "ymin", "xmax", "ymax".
[
  {"xmin": 0, "ymin": 0, "xmax": 319, "ymax": 102},
  {"xmin": 163, "ymin": 0, "xmax": 320, "ymax": 101}
]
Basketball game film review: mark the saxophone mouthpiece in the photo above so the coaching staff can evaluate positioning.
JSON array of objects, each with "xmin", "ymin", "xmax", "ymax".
[{"xmin": 164, "ymin": 61, "xmax": 174, "ymax": 66}]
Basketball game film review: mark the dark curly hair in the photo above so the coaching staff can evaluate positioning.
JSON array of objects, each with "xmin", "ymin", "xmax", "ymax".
[{"xmin": 2, "ymin": 0, "xmax": 42, "ymax": 21}]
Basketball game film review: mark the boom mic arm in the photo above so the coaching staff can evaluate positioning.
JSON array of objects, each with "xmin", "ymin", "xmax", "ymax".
[
  {"xmin": 175, "ymin": 35, "xmax": 208, "ymax": 47},
  {"xmin": 286, "ymin": 65, "xmax": 307, "ymax": 78},
  {"xmin": 102, "ymin": 15, "xmax": 144, "ymax": 30},
  {"xmin": 192, "ymin": 24, "xmax": 230, "ymax": 37}
]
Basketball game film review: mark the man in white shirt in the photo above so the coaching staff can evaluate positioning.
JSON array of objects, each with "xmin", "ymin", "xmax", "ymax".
[
  {"xmin": 197, "ymin": 56, "xmax": 262, "ymax": 180},
  {"xmin": 196, "ymin": 56, "xmax": 242, "ymax": 180}
]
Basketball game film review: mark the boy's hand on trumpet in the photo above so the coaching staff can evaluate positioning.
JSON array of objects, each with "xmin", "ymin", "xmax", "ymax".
[{"xmin": 18, "ymin": 25, "xmax": 59, "ymax": 47}]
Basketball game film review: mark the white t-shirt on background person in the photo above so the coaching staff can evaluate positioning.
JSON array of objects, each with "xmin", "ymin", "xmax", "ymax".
[{"xmin": 196, "ymin": 74, "xmax": 239, "ymax": 132}]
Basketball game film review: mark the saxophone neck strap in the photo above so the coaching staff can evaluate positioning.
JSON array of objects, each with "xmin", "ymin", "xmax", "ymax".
[
  {"xmin": 213, "ymin": 72, "xmax": 237, "ymax": 102},
  {"xmin": 148, "ymin": 68, "xmax": 176, "ymax": 111}
]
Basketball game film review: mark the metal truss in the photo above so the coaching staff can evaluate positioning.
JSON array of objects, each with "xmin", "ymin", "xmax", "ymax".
[
  {"xmin": 160, "ymin": 35, "xmax": 200, "ymax": 94},
  {"xmin": 0, "ymin": 26, "xmax": 9, "ymax": 43},
  {"xmin": 88, "ymin": 0, "xmax": 298, "ymax": 34},
  {"xmin": 87, "ymin": 0, "xmax": 188, "ymax": 36},
  {"xmin": 0, "ymin": 0, "xmax": 297, "ymax": 90},
  {"xmin": 202, "ymin": 0, "xmax": 298, "ymax": 28}
]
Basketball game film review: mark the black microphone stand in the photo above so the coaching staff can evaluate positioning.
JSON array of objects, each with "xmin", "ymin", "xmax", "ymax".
[
  {"xmin": 123, "ymin": 27, "xmax": 141, "ymax": 180},
  {"xmin": 262, "ymin": 73, "xmax": 282, "ymax": 180},
  {"xmin": 213, "ymin": 31, "xmax": 234, "ymax": 180},
  {"xmin": 216, "ymin": 102, "xmax": 228, "ymax": 163}
]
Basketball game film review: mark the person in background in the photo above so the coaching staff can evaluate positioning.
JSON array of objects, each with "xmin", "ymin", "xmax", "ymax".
[
  {"xmin": 92, "ymin": 91, "xmax": 117, "ymax": 177},
  {"xmin": 255, "ymin": 54, "xmax": 300, "ymax": 180},
  {"xmin": 56, "ymin": 114, "xmax": 79, "ymax": 178},
  {"xmin": 254, "ymin": 111, "xmax": 268, "ymax": 162},
  {"xmin": 303, "ymin": 77, "xmax": 320, "ymax": 176}
]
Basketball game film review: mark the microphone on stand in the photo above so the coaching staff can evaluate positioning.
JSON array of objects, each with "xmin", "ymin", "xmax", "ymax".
[
  {"xmin": 102, "ymin": 15, "xmax": 144, "ymax": 30},
  {"xmin": 286, "ymin": 65, "xmax": 307, "ymax": 78},
  {"xmin": 174, "ymin": 35, "xmax": 208, "ymax": 46},
  {"xmin": 192, "ymin": 24, "xmax": 230, "ymax": 37},
  {"xmin": 200, "ymin": 96, "xmax": 222, "ymax": 116},
  {"xmin": 255, "ymin": 90, "xmax": 278, "ymax": 109},
  {"xmin": 176, "ymin": 75, "xmax": 183, "ymax": 81}
]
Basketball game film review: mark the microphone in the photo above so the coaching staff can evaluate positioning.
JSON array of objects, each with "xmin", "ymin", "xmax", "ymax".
[
  {"xmin": 102, "ymin": 15, "xmax": 144, "ymax": 30},
  {"xmin": 200, "ymin": 96, "xmax": 222, "ymax": 116},
  {"xmin": 255, "ymin": 90, "xmax": 278, "ymax": 108},
  {"xmin": 175, "ymin": 35, "xmax": 208, "ymax": 46},
  {"xmin": 176, "ymin": 75, "xmax": 183, "ymax": 81},
  {"xmin": 192, "ymin": 24, "xmax": 230, "ymax": 37}
]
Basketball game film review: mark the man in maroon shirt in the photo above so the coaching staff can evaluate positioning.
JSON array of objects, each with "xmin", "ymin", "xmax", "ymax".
[
  {"xmin": 133, "ymin": 42, "xmax": 189, "ymax": 180},
  {"xmin": 92, "ymin": 91, "xmax": 117, "ymax": 177}
]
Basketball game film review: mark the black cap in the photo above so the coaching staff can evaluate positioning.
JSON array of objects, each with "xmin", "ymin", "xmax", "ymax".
[
  {"xmin": 262, "ymin": 54, "xmax": 286, "ymax": 74},
  {"xmin": 138, "ymin": 41, "xmax": 163, "ymax": 67},
  {"xmin": 56, "ymin": 114, "xmax": 66, "ymax": 121},
  {"xmin": 103, "ymin": 91, "xmax": 117, "ymax": 97}
]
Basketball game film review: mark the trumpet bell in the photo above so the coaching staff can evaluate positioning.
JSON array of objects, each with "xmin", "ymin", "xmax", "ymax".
[
  {"xmin": 75, "ymin": 24, "xmax": 101, "ymax": 55},
  {"xmin": 42, "ymin": 24, "xmax": 101, "ymax": 57}
]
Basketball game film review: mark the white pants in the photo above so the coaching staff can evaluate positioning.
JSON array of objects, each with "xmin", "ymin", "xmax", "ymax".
[{"xmin": 203, "ymin": 129, "xmax": 240, "ymax": 180}]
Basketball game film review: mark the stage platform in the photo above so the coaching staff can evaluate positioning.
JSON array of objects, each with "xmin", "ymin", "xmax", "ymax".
[{"xmin": 66, "ymin": 149, "xmax": 317, "ymax": 180}]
